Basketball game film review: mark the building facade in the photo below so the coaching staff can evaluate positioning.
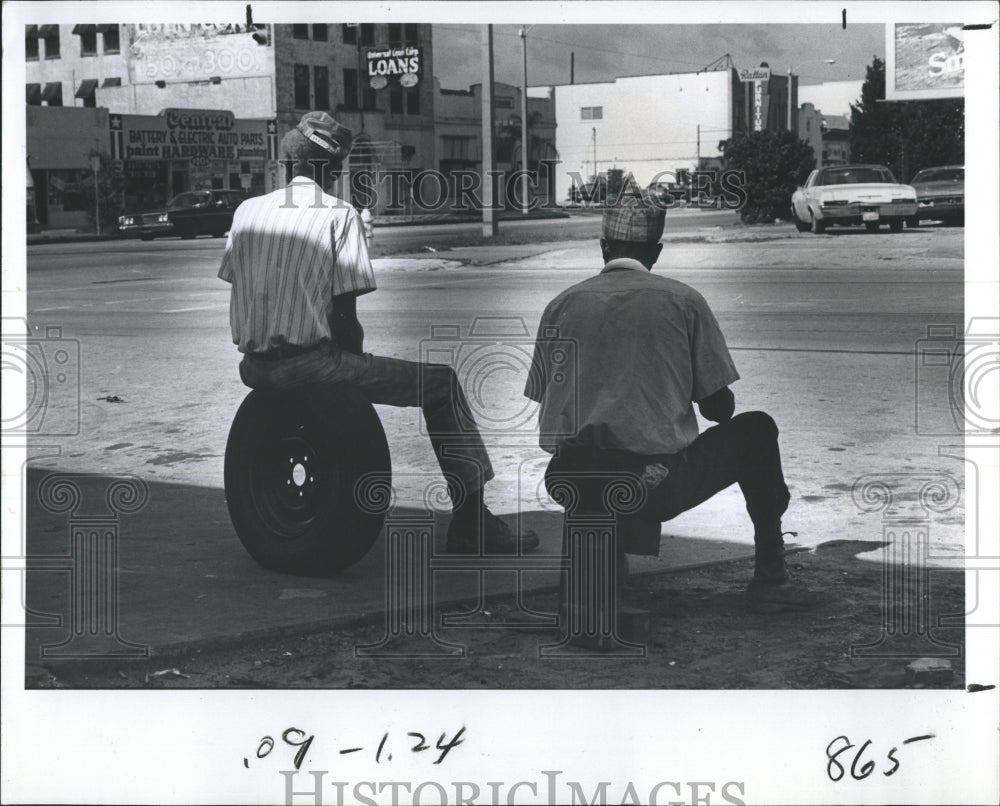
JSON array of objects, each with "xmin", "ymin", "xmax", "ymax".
[
  {"xmin": 434, "ymin": 80, "xmax": 558, "ymax": 206},
  {"xmin": 24, "ymin": 22, "xmax": 438, "ymax": 225},
  {"xmin": 797, "ymin": 103, "xmax": 851, "ymax": 168},
  {"xmin": 548, "ymin": 65, "xmax": 794, "ymax": 203}
]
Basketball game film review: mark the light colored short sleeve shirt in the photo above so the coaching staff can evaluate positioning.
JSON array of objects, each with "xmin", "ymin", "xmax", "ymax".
[
  {"xmin": 526, "ymin": 258, "xmax": 739, "ymax": 455},
  {"xmin": 218, "ymin": 179, "xmax": 376, "ymax": 353}
]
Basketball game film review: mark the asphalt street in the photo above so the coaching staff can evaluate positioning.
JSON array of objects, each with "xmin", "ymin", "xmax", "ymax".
[{"xmin": 16, "ymin": 215, "xmax": 967, "ymax": 654}]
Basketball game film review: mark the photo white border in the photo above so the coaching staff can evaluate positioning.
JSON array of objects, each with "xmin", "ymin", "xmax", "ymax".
[{"xmin": 3, "ymin": 2, "xmax": 998, "ymax": 804}]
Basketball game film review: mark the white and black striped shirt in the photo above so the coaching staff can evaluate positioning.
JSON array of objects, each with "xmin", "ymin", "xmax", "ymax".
[{"xmin": 218, "ymin": 179, "xmax": 376, "ymax": 353}]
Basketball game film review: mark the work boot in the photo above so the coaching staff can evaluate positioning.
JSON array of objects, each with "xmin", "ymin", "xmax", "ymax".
[
  {"xmin": 445, "ymin": 508, "xmax": 540, "ymax": 554},
  {"xmin": 745, "ymin": 571, "xmax": 822, "ymax": 614}
]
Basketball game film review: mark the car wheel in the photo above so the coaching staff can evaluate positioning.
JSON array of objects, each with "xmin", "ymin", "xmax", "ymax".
[
  {"xmin": 139, "ymin": 234, "xmax": 155, "ymax": 242},
  {"xmin": 888, "ymin": 220, "xmax": 904, "ymax": 233},
  {"xmin": 810, "ymin": 211, "xmax": 826, "ymax": 234},
  {"xmin": 179, "ymin": 226, "xmax": 197, "ymax": 239},
  {"xmin": 792, "ymin": 209, "xmax": 810, "ymax": 233},
  {"xmin": 864, "ymin": 222, "xmax": 880, "ymax": 233},
  {"xmin": 906, "ymin": 217, "xmax": 920, "ymax": 229},
  {"xmin": 224, "ymin": 385, "xmax": 391, "ymax": 576}
]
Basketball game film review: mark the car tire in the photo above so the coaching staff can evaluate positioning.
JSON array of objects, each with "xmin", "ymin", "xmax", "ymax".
[
  {"xmin": 224, "ymin": 385, "xmax": 391, "ymax": 576},
  {"xmin": 906, "ymin": 217, "xmax": 920, "ymax": 229},
  {"xmin": 139, "ymin": 234, "xmax": 155, "ymax": 242},
  {"xmin": 888, "ymin": 220, "xmax": 904, "ymax": 233},
  {"xmin": 809, "ymin": 211, "xmax": 826, "ymax": 234},
  {"xmin": 792, "ymin": 209, "xmax": 810, "ymax": 232},
  {"xmin": 864, "ymin": 222, "xmax": 880, "ymax": 233}
]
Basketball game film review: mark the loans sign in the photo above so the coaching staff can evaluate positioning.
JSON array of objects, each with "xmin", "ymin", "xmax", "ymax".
[{"xmin": 366, "ymin": 46, "xmax": 421, "ymax": 87}]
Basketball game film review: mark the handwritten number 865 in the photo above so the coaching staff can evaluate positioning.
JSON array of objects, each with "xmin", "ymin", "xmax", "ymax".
[{"xmin": 826, "ymin": 736, "xmax": 900, "ymax": 781}]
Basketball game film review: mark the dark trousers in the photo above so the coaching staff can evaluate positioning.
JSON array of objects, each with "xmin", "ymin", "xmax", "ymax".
[
  {"xmin": 239, "ymin": 347, "xmax": 495, "ymax": 499},
  {"xmin": 546, "ymin": 411, "xmax": 790, "ymax": 571}
]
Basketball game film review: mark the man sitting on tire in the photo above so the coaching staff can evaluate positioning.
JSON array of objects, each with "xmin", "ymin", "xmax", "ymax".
[
  {"xmin": 525, "ymin": 191, "xmax": 819, "ymax": 612},
  {"xmin": 218, "ymin": 111, "xmax": 538, "ymax": 555}
]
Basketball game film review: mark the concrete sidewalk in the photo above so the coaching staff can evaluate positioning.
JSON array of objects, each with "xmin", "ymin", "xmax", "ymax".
[{"xmin": 22, "ymin": 467, "xmax": 759, "ymax": 662}]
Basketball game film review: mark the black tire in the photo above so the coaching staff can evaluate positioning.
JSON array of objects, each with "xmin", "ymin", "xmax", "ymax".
[
  {"xmin": 864, "ymin": 222, "xmax": 880, "ymax": 233},
  {"xmin": 139, "ymin": 234, "xmax": 155, "ymax": 241},
  {"xmin": 888, "ymin": 219, "xmax": 904, "ymax": 233},
  {"xmin": 906, "ymin": 217, "xmax": 920, "ymax": 229},
  {"xmin": 792, "ymin": 209, "xmax": 810, "ymax": 232},
  {"xmin": 224, "ymin": 385, "xmax": 391, "ymax": 576},
  {"xmin": 810, "ymin": 211, "xmax": 826, "ymax": 234}
]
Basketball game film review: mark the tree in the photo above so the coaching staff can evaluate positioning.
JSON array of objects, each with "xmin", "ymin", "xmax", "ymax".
[
  {"xmin": 850, "ymin": 56, "xmax": 964, "ymax": 181},
  {"xmin": 718, "ymin": 130, "xmax": 815, "ymax": 223}
]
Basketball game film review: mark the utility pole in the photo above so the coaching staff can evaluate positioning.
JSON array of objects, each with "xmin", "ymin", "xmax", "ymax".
[
  {"xmin": 481, "ymin": 25, "xmax": 498, "ymax": 237},
  {"xmin": 696, "ymin": 124, "xmax": 701, "ymax": 163},
  {"xmin": 90, "ymin": 154, "xmax": 101, "ymax": 235},
  {"xmin": 786, "ymin": 67, "xmax": 793, "ymax": 131},
  {"xmin": 519, "ymin": 26, "xmax": 530, "ymax": 215},
  {"xmin": 592, "ymin": 127, "xmax": 597, "ymax": 184}
]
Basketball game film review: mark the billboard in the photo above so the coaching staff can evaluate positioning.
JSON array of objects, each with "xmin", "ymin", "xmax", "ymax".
[
  {"xmin": 886, "ymin": 23, "xmax": 965, "ymax": 100},
  {"xmin": 126, "ymin": 24, "xmax": 272, "ymax": 84},
  {"xmin": 366, "ymin": 46, "xmax": 422, "ymax": 89}
]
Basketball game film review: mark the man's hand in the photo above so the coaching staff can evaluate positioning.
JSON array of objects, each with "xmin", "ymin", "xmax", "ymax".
[
  {"xmin": 331, "ymin": 293, "xmax": 364, "ymax": 354},
  {"xmin": 697, "ymin": 386, "xmax": 735, "ymax": 422}
]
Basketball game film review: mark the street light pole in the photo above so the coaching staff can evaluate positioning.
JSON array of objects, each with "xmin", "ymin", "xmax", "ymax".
[
  {"xmin": 519, "ymin": 26, "xmax": 530, "ymax": 215},
  {"xmin": 90, "ymin": 154, "xmax": 101, "ymax": 235}
]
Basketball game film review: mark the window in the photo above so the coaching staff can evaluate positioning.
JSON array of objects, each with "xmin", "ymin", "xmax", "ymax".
[
  {"xmin": 102, "ymin": 77, "xmax": 122, "ymax": 88},
  {"xmin": 580, "ymin": 106, "xmax": 603, "ymax": 120},
  {"xmin": 101, "ymin": 24, "xmax": 120, "ymax": 53},
  {"xmin": 343, "ymin": 68, "xmax": 359, "ymax": 110},
  {"xmin": 360, "ymin": 23, "xmax": 375, "ymax": 45},
  {"xmin": 41, "ymin": 25, "xmax": 60, "ymax": 58},
  {"xmin": 25, "ymin": 27, "xmax": 39, "ymax": 60},
  {"xmin": 313, "ymin": 66, "xmax": 329, "ymax": 110},
  {"xmin": 78, "ymin": 26, "xmax": 97, "ymax": 56},
  {"xmin": 495, "ymin": 96, "xmax": 514, "ymax": 110},
  {"xmin": 292, "ymin": 24, "xmax": 309, "ymax": 40},
  {"xmin": 362, "ymin": 85, "xmax": 377, "ymax": 111},
  {"xmin": 312, "ymin": 24, "xmax": 327, "ymax": 41},
  {"xmin": 404, "ymin": 23, "xmax": 419, "ymax": 44},
  {"xmin": 75, "ymin": 78, "xmax": 99, "ymax": 108},
  {"xmin": 342, "ymin": 24, "xmax": 357, "ymax": 44},
  {"xmin": 406, "ymin": 87, "xmax": 420, "ymax": 115},
  {"xmin": 42, "ymin": 82, "xmax": 63, "ymax": 106},
  {"xmin": 388, "ymin": 23, "xmax": 402, "ymax": 44},
  {"xmin": 391, "ymin": 86, "xmax": 420, "ymax": 115},
  {"xmin": 293, "ymin": 64, "xmax": 310, "ymax": 108},
  {"xmin": 26, "ymin": 83, "xmax": 42, "ymax": 105}
]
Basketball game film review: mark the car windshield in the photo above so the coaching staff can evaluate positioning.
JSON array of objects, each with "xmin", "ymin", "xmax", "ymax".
[
  {"xmin": 816, "ymin": 167, "xmax": 897, "ymax": 186},
  {"xmin": 912, "ymin": 168, "xmax": 963, "ymax": 183},
  {"xmin": 168, "ymin": 192, "xmax": 210, "ymax": 209}
]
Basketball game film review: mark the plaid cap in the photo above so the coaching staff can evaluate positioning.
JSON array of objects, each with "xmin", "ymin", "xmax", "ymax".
[
  {"xmin": 295, "ymin": 111, "xmax": 354, "ymax": 159},
  {"xmin": 601, "ymin": 190, "xmax": 666, "ymax": 243}
]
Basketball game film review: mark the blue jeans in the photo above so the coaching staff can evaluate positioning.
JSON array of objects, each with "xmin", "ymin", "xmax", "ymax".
[{"xmin": 239, "ymin": 345, "xmax": 495, "ymax": 500}]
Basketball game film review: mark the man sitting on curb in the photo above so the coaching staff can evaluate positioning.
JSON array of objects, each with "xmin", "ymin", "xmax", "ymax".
[
  {"xmin": 219, "ymin": 110, "xmax": 538, "ymax": 555},
  {"xmin": 525, "ymin": 190, "xmax": 819, "ymax": 612}
]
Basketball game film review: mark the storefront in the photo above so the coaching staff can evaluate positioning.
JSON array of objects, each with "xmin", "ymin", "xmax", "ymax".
[
  {"xmin": 26, "ymin": 106, "xmax": 279, "ymax": 229},
  {"xmin": 108, "ymin": 108, "xmax": 278, "ymax": 209}
]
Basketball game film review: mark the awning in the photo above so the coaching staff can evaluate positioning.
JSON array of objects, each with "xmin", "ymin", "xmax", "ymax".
[
  {"xmin": 102, "ymin": 77, "xmax": 122, "ymax": 87},
  {"xmin": 25, "ymin": 25, "xmax": 38, "ymax": 37},
  {"xmin": 38, "ymin": 24, "xmax": 58, "ymax": 36},
  {"xmin": 72, "ymin": 24, "xmax": 96, "ymax": 35},
  {"xmin": 41, "ymin": 82, "xmax": 62, "ymax": 102},
  {"xmin": 26, "ymin": 83, "xmax": 41, "ymax": 104},
  {"xmin": 97, "ymin": 24, "xmax": 118, "ymax": 33},
  {"xmin": 75, "ymin": 79, "xmax": 99, "ymax": 99}
]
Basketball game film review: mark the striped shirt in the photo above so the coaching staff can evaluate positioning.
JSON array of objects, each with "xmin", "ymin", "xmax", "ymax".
[
  {"xmin": 526, "ymin": 258, "xmax": 739, "ymax": 455},
  {"xmin": 218, "ymin": 178, "xmax": 376, "ymax": 353}
]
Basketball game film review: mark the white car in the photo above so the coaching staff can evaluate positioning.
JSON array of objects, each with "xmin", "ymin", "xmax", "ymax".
[{"xmin": 790, "ymin": 164, "xmax": 918, "ymax": 234}]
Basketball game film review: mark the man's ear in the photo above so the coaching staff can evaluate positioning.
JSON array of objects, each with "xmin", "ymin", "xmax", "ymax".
[{"xmin": 647, "ymin": 242, "xmax": 663, "ymax": 268}]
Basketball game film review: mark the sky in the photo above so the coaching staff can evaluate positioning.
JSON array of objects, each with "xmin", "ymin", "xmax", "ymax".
[{"xmin": 431, "ymin": 23, "xmax": 885, "ymax": 93}]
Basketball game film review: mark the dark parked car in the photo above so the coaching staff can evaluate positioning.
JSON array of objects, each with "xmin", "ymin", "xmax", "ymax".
[
  {"xmin": 908, "ymin": 165, "xmax": 964, "ymax": 226},
  {"xmin": 118, "ymin": 189, "xmax": 245, "ymax": 240}
]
